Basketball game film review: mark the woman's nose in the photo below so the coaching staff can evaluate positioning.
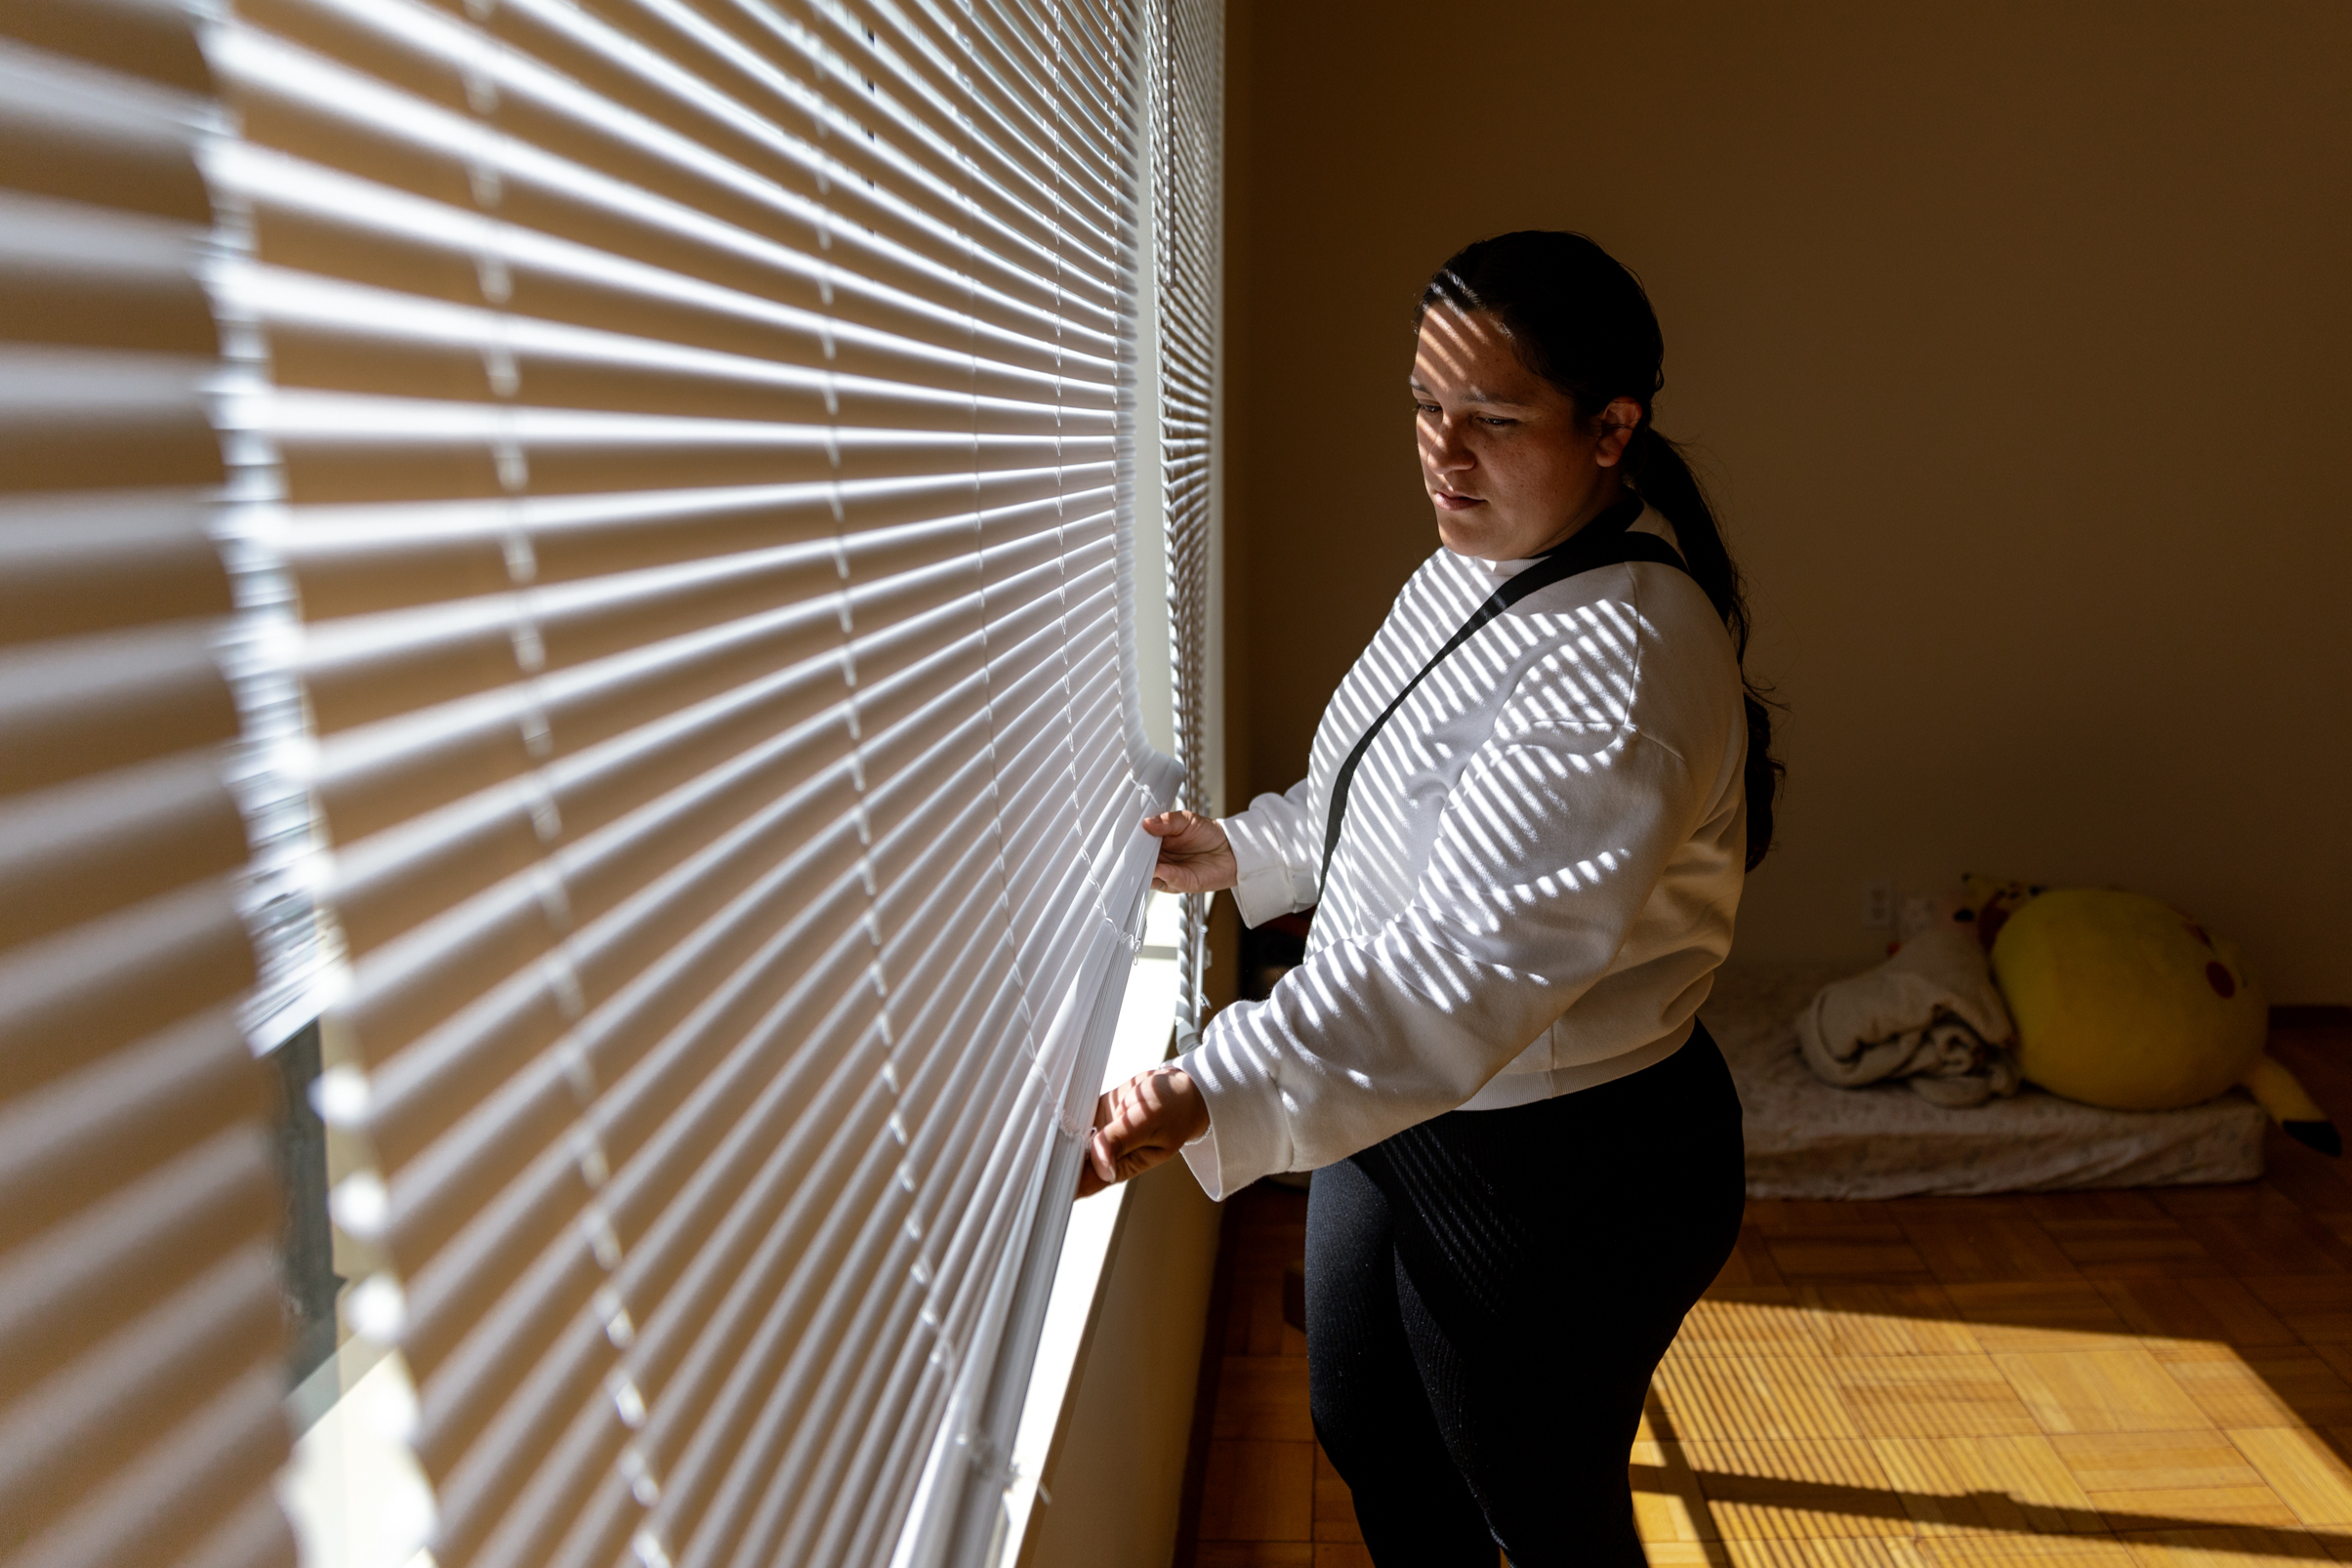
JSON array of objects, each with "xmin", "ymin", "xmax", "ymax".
[{"xmin": 1422, "ymin": 417, "xmax": 1473, "ymax": 473}]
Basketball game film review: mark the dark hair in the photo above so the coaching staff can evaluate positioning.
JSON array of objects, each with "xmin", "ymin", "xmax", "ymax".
[{"xmin": 1419, "ymin": 230, "xmax": 1785, "ymax": 870}]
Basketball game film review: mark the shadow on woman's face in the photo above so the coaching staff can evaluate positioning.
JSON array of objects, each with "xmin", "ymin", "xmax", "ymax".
[{"xmin": 1410, "ymin": 306, "xmax": 1636, "ymax": 562}]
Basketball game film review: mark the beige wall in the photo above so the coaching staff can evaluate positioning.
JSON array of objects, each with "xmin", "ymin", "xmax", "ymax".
[
  {"xmin": 1222, "ymin": 0, "xmax": 2352, "ymax": 1001},
  {"xmin": 1021, "ymin": 1159, "xmax": 1223, "ymax": 1568}
]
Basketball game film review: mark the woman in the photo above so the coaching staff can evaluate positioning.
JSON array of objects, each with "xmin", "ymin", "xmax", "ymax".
[{"xmin": 1081, "ymin": 230, "xmax": 1776, "ymax": 1566}]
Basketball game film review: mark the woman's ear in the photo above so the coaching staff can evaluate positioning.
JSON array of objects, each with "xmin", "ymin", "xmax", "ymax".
[{"xmin": 1592, "ymin": 396, "xmax": 1645, "ymax": 469}]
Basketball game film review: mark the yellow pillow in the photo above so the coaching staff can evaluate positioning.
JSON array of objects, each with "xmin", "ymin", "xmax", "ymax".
[{"xmin": 1992, "ymin": 888, "xmax": 2266, "ymax": 1111}]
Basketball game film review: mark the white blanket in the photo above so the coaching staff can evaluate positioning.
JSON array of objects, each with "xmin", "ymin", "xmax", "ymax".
[
  {"xmin": 1795, "ymin": 926, "xmax": 2021, "ymax": 1107},
  {"xmin": 1710, "ymin": 968, "xmax": 2265, "ymax": 1198}
]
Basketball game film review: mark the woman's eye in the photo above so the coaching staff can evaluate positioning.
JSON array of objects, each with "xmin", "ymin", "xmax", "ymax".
[
  {"xmin": 1479, "ymin": 416, "xmax": 1516, "ymax": 429},
  {"xmin": 1414, "ymin": 401, "xmax": 1441, "ymax": 415}
]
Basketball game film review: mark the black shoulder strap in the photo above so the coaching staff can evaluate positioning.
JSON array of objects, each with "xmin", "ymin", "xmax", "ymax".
[{"xmin": 1316, "ymin": 500, "xmax": 1690, "ymax": 896}]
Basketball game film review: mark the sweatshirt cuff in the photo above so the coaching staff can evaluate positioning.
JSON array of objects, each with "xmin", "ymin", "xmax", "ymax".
[
  {"xmin": 1176, "ymin": 1122, "xmax": 1228, "ymax": 1203},
  {"xmin": 1220, "ymin": 812, "xmax": 1311, "ymax": 928},
  {"xmin": 1175, "ymin": 1021, "xmax": 1291, "ymax": 1201}
]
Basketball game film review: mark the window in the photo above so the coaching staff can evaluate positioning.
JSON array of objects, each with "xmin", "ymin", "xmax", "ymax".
[{"xmin": 0, "ymin": 0, "xmax": 1220, "ymax": 1565}]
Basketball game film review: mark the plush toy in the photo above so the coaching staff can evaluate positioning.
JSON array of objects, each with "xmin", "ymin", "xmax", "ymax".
[
  {"xmin": 1985, "ymin": 887, "xmax": 2338, "ymax": 1155},
  {"xmin": 1954, "ymin": 874, "xmax": 2044, "ymax": 949}
]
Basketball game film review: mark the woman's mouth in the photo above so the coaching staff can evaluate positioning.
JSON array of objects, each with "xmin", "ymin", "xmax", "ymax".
[{"xmin": 1433, "ymin": 489, "xmax": 1485, "ymax": 512}]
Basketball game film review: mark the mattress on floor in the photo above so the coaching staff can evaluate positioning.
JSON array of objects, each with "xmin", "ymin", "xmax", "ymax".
[{"xmin": 1699, "ymin": 967, "xmax": 2267, "ymax": 1200}]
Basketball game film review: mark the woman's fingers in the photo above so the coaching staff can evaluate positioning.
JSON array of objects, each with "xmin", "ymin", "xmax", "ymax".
[
  {"xmin": 1077, "ymin": 1067, "xmax": 1203, "ymax": 1198},
  {"xmin": 1076, "ymin": 1131, "xmax": 1118, "ymax": 1198},
  {"xmin": 1151, "ymin": 864, "xmax": 1208, "ymax": 894},
  {"xmin": 1078, "ymin": 1126, "xmax": 1155, "ymax": 1199},
  {"xmin": 1075, "ymin": 1088, "xmax": 1122, "ymax": 1197},
  {"xmin": 1142, "ymin": 810, "xmax": 1239, "ymax": 896},
  {"xmin": 1076, "ymin": 1066, "xmax": 1210, "ymax": 1201},
  {"xmin": 1143, "ymin": 810, "xmax": 1211, "ymax": 851}
]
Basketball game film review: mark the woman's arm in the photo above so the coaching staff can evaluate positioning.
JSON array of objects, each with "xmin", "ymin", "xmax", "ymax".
[
  {"xmin": 1084, "ymin": 720, "xmax": 1714, "ymax": 1200},
  {"xmin": 1174, "ymin": 720, "xmax": 1713, "ymax": 1198}
]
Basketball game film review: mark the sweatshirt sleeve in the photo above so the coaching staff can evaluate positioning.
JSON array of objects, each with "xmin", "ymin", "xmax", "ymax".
[
  {"xmin": 1175, "ymin": 712, "xmax": 1706, "ymax": 1200},
  {"xmin": 1218, "ymin": 775, "xmax": 1323, "ymax": 928}
]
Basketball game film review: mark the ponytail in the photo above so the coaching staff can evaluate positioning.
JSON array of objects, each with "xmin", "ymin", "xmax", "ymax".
[
  {"xmin": 1626, "ymin": 430, "xmax": 1783, "ymax": 870},
  {"xmin": 1420, "ymin": 230, "xmax": 1785, "ymax": 870}
]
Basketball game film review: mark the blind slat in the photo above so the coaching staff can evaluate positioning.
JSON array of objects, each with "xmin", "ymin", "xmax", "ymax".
[
  {"xmin": 263, "ymin": 427, "xmax": 1114, "ymax": 512},
  {"xmin": 256, "ymin": 321, "xmax": 1118, "ymax": 434},
  {"xmin": 0, "ymin": 0, "xmax": 214, "ymax": 96},
  {"xmin": 0, "ymin": 489, "xmax": 230, "ymax": 650},
  {"xmin": 281, "ymin": 473, "xmax": 1101, "ymax": 627},
  {"xmin": 0, "ymin": 755, "xmax": 254, "ymax": 953},
  {"xmin": 6, "ymin": 1362, "xmax": 291, "ymax": 1568},
  {"xmin": 0, "ymin": 623, "xmax": 241, "ymax": 797},
  {"xmin": 174, "ymin": 1485, "xmax": 304, "ymax": 1568},
  {"xmin": 0, "ymin": 1243, "xmax": 282, "ymax": 1547},
  {"xmin": 0, "ymin": 1128, "xmax": 276, "ymax": 1410},
  {"xmin": 0, "ymin": 1009, "xmax": 265, "ymax": 1256},
  {"xmin": 0, "ymin": 42, "xmax": 215, "ymax": 226},
  {"xmin": 0, "ymin": 865, "xmax": 256, "ymax": 1106},
  {"xmin": 0, "ymin": 190, "xmax": 218, "ymax": 357}
]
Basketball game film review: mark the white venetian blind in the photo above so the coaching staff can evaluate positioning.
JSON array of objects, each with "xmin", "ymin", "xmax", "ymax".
[
  {"xmin": 199, "ymin": 0, "xmax": 1177, "ymax": 1564},
  {"xmin": 0, "ymin": 3, "xmax": 297, "ymax": 1567}
]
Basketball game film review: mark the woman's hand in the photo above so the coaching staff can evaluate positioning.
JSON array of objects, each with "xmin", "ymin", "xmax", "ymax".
[
  {"xmin": 1077, "ymin": 1064, "xmax": 1209, "ymax": 1197},
  {"xmin": 1144, "ymin": 811, "xmax": 1237, "ymax": 895}
]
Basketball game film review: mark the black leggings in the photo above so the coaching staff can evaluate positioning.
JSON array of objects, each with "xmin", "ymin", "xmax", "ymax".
[{"xmin": 1306, "ymin": 1024, "xmax": 1747, "ymax": 1567}]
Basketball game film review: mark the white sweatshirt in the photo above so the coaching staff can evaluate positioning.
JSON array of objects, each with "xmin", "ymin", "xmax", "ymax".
[{"xmin": 1175, "ymin": 508, "xmax": 1749, "ymax": 1200}]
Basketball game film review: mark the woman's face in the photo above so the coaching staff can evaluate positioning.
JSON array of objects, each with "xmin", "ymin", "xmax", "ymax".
[{"xmin": 1411, "ymin": 306, "xmax": 1642, "ymax": 561}]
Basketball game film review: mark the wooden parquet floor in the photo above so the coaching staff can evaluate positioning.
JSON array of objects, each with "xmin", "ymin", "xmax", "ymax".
[{"xmin": 1180, "ymin": 1018, "xmax": 2352, "ymax": 1568}]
